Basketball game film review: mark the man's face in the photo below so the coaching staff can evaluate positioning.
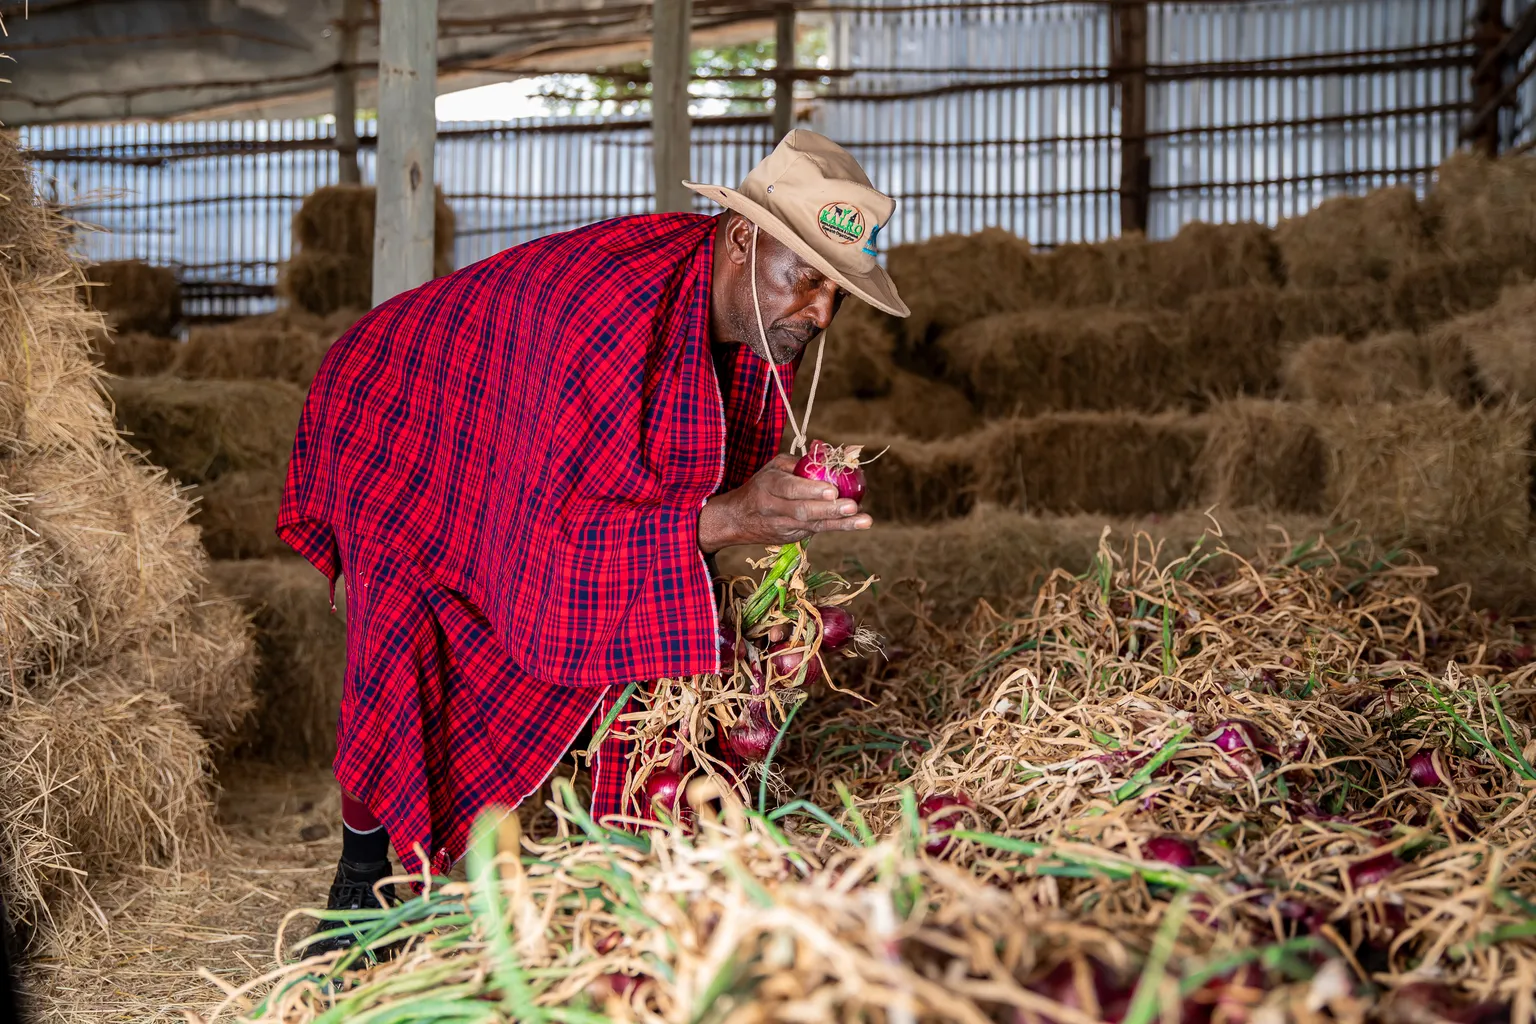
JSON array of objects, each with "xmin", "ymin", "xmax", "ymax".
[{"xmin": 712, "ymin": 213, "xmax": 846, "ymax": 364}]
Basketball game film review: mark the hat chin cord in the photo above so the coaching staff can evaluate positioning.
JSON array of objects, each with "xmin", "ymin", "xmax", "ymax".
[{"xmin": 750, "ymin": 224, "xmax": 827, "ymax": 458}]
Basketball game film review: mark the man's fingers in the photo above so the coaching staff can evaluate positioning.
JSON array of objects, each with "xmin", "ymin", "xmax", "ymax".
[
  {"xmin": 811, "ymin": 514, "xmax": 873, "ymax": 533},
  {"xmin": 766, "ymin": 470, "xmax": 839, "ymax": 503}
]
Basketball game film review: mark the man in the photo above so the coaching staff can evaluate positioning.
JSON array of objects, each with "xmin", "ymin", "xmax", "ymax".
[{"xmin": 278, "ymin": 131, "xmax": 909, "ymax": 931}]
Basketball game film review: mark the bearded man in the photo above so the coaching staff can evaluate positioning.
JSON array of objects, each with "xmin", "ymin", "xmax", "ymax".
[{"xmin": 277, "ymin": 130, "xmax": 909, "ymax": 939}]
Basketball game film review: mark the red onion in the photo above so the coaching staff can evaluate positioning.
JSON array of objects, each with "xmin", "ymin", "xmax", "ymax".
[
  {"xmin": 594, "ymin": 930, "xmax": 622, "ymax": 954},
  {"xmin": 1407, "ymin": 750, "xmax": 1444, "ymax": 787},
  {"xmin": 816, "ymin": 604, "xmax": 858, "ymax": 650},
  {"xmin": 919, "ymin": 793, "xmax": 974, "ymax": 856},
  {"xmin": 724, "ymin": 701, "xmax": 776, "ymax": 761},
  {"xmin": 793, "ymin": 439, "xmax": 866, "ymax": 503},
  {"xmin": 1026, "ymin": 959, "xmax": 1133, "ymax": 1023},
  {"xmin": 768, "ymin": 641, "xmax": 824, "ymax": 686},
  {"xmin": 599, "ymin": 974, "xmax": 642, "ymax": 1000},
  {"xmin": 644, "ymin": 770, "xmax": 685, "ymax": 815},
  {"xmin": 1347, "ymin": 850, "xmax": 1405, "ymax": 888},
  {"xmin": 1210, "ymin": 720, "xmax": 1256, "ymax": 753},
  {"xmin": 1143, "ymin": 836, "xmax": 1199, "ymax": 868}
]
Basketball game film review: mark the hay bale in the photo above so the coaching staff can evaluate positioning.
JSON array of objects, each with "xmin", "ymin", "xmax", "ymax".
[
  {"xmin": 812, "ymin": 370, "xmax": 979, "ymax": 442},
  {"xmin": 1316, "ymin": 398, "xmax": 1532, "ymax": 555},
  {"xmin": 0, "ymin": 495, "xmax": 84, "ymax": 684},
  {"xmin": 278, "ymin": 251, "xmax": 373, "ymax": 317},
  {"xmin": 1197, "ymin": 400, "xmax": 1328, "ymax": 512},
  {"xmin": 1182, "ymin": 285, "xmax": 1287, "ymax": 396},
  {"xmin": 820, "ymin": 433, "xmax": 975, "ymax": 524},
  {"xmin": 807, "ymin": 506, "xmax": 1332, "ymax": 630},
  {"xmin": 107, "ymin": 587, "xmax": 258, "ymax": 746},
  {"xmin": 1276, "ymin": 186, "xmax": 1435, "ymax": 290},
  {"xmin": 206, "ymin": 558, "xmax": 346, "ymax": 767},
  {"xmin": 1279, "ymin": 332, "xmax": 1475, "ymax": 405},
  {"xmin": 1146, "ymin": 221, "xmax": 1281, "ymax": 309},
  {"xmin": 941, "ymin": 307, "xmax": 1188, "ymax": 416},
  {"xmin": 810, "ymin": 300, "xmax": 899, "ymax": 402},
  {"xmin": 10, "ymin": 448, "xmax": 204, "ymax": 654},
  {"xmin": 886, "ymin": 228, "xmax": 1045, "ymax": 348},
  {"xmin": 1275, "ymin": 283, "xmax": 1395, "ymax": 342},
  {"xmin": 1, "ymin": 274, "xmax": 119, "ymax": 452},
  {"xmin": 0, "ymin": 675, "xmax": 214, "ymax": 930},
  {"xmin": 192, "ymin": 468, "xmax": 287, "ymax": 560},
  {"xmin": 971, "ymin": 413, "xmax": 1208, "ymax": 515},
  {"xmin": 176, "ymin": 308, "xmax": 359, "ymax": 387},
  {"xmin": 1388, "ymin": 253, "xmax": 1515, "ymax": 332},
  {"xmin": 84, "ymin": 260, "xmax": 181, "ymax": 336},
  {"xmin": 109, "ymin": 377, "xmax": 305, "ymax": 484},
  {"xmin": 89, "ymin": 329, "xmax": 182, "ymax": 377},
  {"xmin": 1434, "ymin": 280, "xmax": 1536, "ymax": 403},
  {"xmin": 291, "ymin": 184, "xmax": 456, "ymax": 263},
  {"xmin": 1425, "ymin": 149, "xmax": 1536, "ymax": 275}
]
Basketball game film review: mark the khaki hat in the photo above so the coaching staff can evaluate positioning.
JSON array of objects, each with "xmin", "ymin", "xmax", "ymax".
[{"xmin": 685, "ymin": 130, "xmax": 910, "ymax": 318}]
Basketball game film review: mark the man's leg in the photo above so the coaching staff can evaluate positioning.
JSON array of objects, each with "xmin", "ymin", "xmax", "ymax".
[{"xmin": 302, "ymin": 789, "xmax": 399, "ymax": 957}]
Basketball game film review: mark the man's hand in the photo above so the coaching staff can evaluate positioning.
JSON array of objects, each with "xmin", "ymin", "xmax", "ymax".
[{"xmin": 698, "ymin": 454, "xmax": 872, "ymax": 553}]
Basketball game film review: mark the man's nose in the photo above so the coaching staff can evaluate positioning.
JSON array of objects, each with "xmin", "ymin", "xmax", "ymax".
[{"xmin": 807, "ymin": 282, "xmax": 840, "ymax": 329}]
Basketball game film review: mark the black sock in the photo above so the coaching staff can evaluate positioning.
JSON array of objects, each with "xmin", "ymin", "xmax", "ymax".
[{"xmin": 341, "ymin": 823, "xmax": 391, "ymax": 867}]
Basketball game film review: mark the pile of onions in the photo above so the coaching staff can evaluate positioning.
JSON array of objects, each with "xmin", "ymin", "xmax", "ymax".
[{"xmin": 794, "ymin": 439, "xmax": 867, "ymax": 502}]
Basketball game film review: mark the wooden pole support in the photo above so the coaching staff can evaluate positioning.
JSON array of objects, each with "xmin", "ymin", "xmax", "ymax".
[
  {"xmin": 773, "ymin": 4, "xmax": 797, "ymax": 142},
  {"xmin": 1113, "ymin": 0, "xmax": 1150, "ymax": 236},
  {"xmin": 652, "ymin": 0, "xmax": 694, "ymax": 214},
  {"xmin": 373, "ymin": 0, "xmax": 438, "ymax": 305},
  {"xmin": 333, "ymin": 0, "xmax": 362, "ymax": 185}
]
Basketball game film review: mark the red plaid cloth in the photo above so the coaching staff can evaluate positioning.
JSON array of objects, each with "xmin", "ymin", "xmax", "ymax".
[{"xmin": 278, "ymin": 214, "xmax": 792, "ymax": 873}]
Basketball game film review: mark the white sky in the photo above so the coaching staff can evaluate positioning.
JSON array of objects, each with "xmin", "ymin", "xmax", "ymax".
[{"xmin": 436, "ymin": 80, "xmax": 554, "ymax": 121}]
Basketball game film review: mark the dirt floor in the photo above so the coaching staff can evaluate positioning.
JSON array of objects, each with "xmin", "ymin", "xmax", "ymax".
[{"xmin": 21, "ymin": 764, "xmax": 354, "ymax": 1023}]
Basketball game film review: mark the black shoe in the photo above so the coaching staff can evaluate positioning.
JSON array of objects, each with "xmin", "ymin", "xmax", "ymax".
[{"xmin": 300, "ymin": 858, "xmax": 400, "ymax": 960}]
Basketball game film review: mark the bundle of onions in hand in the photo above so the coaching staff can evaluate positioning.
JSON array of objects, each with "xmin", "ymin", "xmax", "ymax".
[{"xmin": 794, "ymin": 439, "xmax": 867, "ymax": 502}]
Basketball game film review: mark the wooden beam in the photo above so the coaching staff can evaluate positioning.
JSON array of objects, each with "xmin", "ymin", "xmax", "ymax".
[
  {"xmin": 772, "ymin": 4, "xmax": 796, "ymax": 142},
  {"xmin": 1466, "ymin": 0, "xmax": 1512, "ymax": 155},
  {"xmin": 652, "ymin": 0, "xmax": 694, "ymax": 214},
  {"xmin": 373, "ymin": 0, "xmax": 438, "ymax": 305},
  {"xmin": 1113, "ymin": 0, "xmax": 1150, "ymax": 235},
  {"xmin": 333, "ymin": 0, "xmax": 363, "ymax": 185}
]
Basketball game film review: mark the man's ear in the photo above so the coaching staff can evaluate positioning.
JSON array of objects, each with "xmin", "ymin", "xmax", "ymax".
[{"xmin": 724, "ymin": 212, "xmax": 753, "ymax": 266}]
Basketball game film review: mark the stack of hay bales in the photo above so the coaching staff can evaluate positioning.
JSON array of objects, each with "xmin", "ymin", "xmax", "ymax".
[
  {"xmin": 279, "ymin": 184, "xmax": 455, "ymax": 315},
  {"xmin": 82, "ymin": 259, "xmax": 181, "ymax": 336},
  {"xmin": 0, "ymin": 134, "xmax": 257, "ymax": 940},
  {"xmin": 800, "ymin": 150, "xmax": 1536, "ymax": 625}
]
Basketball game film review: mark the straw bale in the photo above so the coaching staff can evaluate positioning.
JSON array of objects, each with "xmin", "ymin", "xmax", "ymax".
[
  {"xmin": 811, "ymin": 370, "xmax": 978, "ymax": 442},
  {"xmin": 192, "ymin": 468, "xmax": 287, "ymax": 560},
  {"xmin": 816, "ymin": 433, "xmax": 975, "ymax": 523},
  {"xmin": 1279, "ymin": 332, "xmax": 1476, "ymax": 405},
  {"xmin": 1274, "ymin": 282, "xmax": 1395, "ymax": 342},
  {"xmin": 84, "ymin": 260, "xmax": 181, "ymax": 336},
  {"xmin": 90, "ymin": 329, "xmax": 182, "ymax": 377},
  {"xmin": 278, "ymin": 251, "xmax": 373, "ymax": 317},
  {"xmin": 1197, "ymin": 399, "xmax": 1328, "ymax": 513},
  {"xmin": 810, "ymin": 299, "xmax": 898, "ymax": 401},
  {"xmin": 0, "ymin": 136, "xmax": 76, "ymax": 279},
  {"xmin": 0, "ymin": 492, "xmax": 84, "ymax": 685},
  {"xmin": 1425, "ymin": 149, "xmax": 1536, "ymax": 274},
  {"xmin": 206, "ymin": 557, "xmax": 346, "ymax": 767},
  {"xmin": 1434, "ymin": 280, "xmax": 1536, "ymax": 402},
  {"xmin": 1316, "ymin": 397, "xmax": 1532, "ymax": 555},
  {"xmin": 291, "ymin": 184, "xmax": 456, "ymax": 262},
  {"xmin": 1388, "ymin": 252, "xmax": 1515, "ymax": 331},
  {"xmin": 0, "ymin": 674, "xmax": 214, "ymax": 930},
  {"xmin": 176, "ymin": 307, "xmax": 362, "ymax": 387},
  {"xmin": 940, "ymin": 306, "xmax": 1188, "ymax": 416},
  {"xmin": 11, "ymin": 447, "xmax": 204, "ymax": 654},
  {"xmin": 810, "ymin": 505, "xmax": 1331, "ymax": 628},
  {"xmin": 1181, "ymin": 285, "xmax": 1287, "ymax": 396},
  {"xmin": 1275, "ymin": 186, "xmax": 1435, "ymax": 290},
  {"xmin": 107, "ymin": 586, "xmax": 258, "ymax": 747},
  {"xmin": 971, "ymin": 412, "xmax": 1208, "ymax": 515},
  {"xmin": 109, "ymin": 376, "xmax": 305, "ymax": 483},
  {"xmin": 886, "ymin": 227, "xmax": 1045, "ymax": 347},
  {"xmin": 1145, "ymin": 220, "xmax": 1281, "ymax": 308},
  {"xmin": 0, "ymin": 273, "xmax": 118, "ymax": 451}
]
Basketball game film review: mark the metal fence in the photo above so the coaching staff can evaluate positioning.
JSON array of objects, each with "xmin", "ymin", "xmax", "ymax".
[{"xmin": 21, "ymin": 0, "xmax": 1536, "ymax": 318}]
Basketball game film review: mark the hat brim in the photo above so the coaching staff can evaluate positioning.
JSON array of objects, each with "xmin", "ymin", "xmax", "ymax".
[{"xmin": 684, "ymin": 181, "xmax": 911, "ymax": 318}]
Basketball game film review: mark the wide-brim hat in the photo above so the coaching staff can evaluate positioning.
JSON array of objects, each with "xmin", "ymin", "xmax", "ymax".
[{"xmin": 684, "ymin": 130, "xmax": 910, "ymax": 318}]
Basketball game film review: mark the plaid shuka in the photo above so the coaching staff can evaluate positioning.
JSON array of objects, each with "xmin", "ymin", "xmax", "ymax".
[{"xmin": 278, "ymin": 214, "xmax": 793, "ymax": 874}]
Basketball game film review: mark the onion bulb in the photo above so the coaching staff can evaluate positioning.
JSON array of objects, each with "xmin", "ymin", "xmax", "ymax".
[
  {"xmin": 919, "ymin": 793, "xmax": 974, "ymax": 856},
  {"xmin": 793, "ymin": 440, "xmax": 867, "ymax": 503},
  {"xmin": 724, "ymin": 701, "xmax": 776, "ymax": 762},
  {"xmin": 768, "ymin": 641, "xmax": 824, "ymax": 686},
  {"xmin": 816, "ymin": 604, "xmax": 858, "ymax": 650},
  {"xmin": 1347, "ymin": 850, "xmax": 1405, "ymax": 888},
  {"xmin": 1407, "ymin": 750, "xmax": 1444, "ymax": 787},
  {"xmin": 1143, "ymin": 835, "xmax": 1199, "ymax": 868}
]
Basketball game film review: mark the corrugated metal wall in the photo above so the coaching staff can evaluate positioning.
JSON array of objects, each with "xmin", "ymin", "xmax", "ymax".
[{"xmin": 22, "ymin": 0, "xmax": 1524, "ymax": 317}]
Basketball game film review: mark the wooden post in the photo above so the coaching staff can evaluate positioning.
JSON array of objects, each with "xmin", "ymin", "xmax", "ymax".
[
  {"xmin": 333, "ymin": 0, "xmax": 362, "ymax": 185},
  {"xmin": 652, "ymin": 0, "xmax": 693, "ymax": 213},
  {"xmin": 373, "ymin": 0, "xmax": 437, "ymax": 305},
  {"xmin": 772, "ymin": 4, "xmax": 796, "ymax": 142},
  {"xmin": 1470, "ymin": 0, "xmax": 1511, "ymax": 157},
  {"xmin": 1112, "ymin": 0, "xmax": 1150, "ymax": 235}
]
